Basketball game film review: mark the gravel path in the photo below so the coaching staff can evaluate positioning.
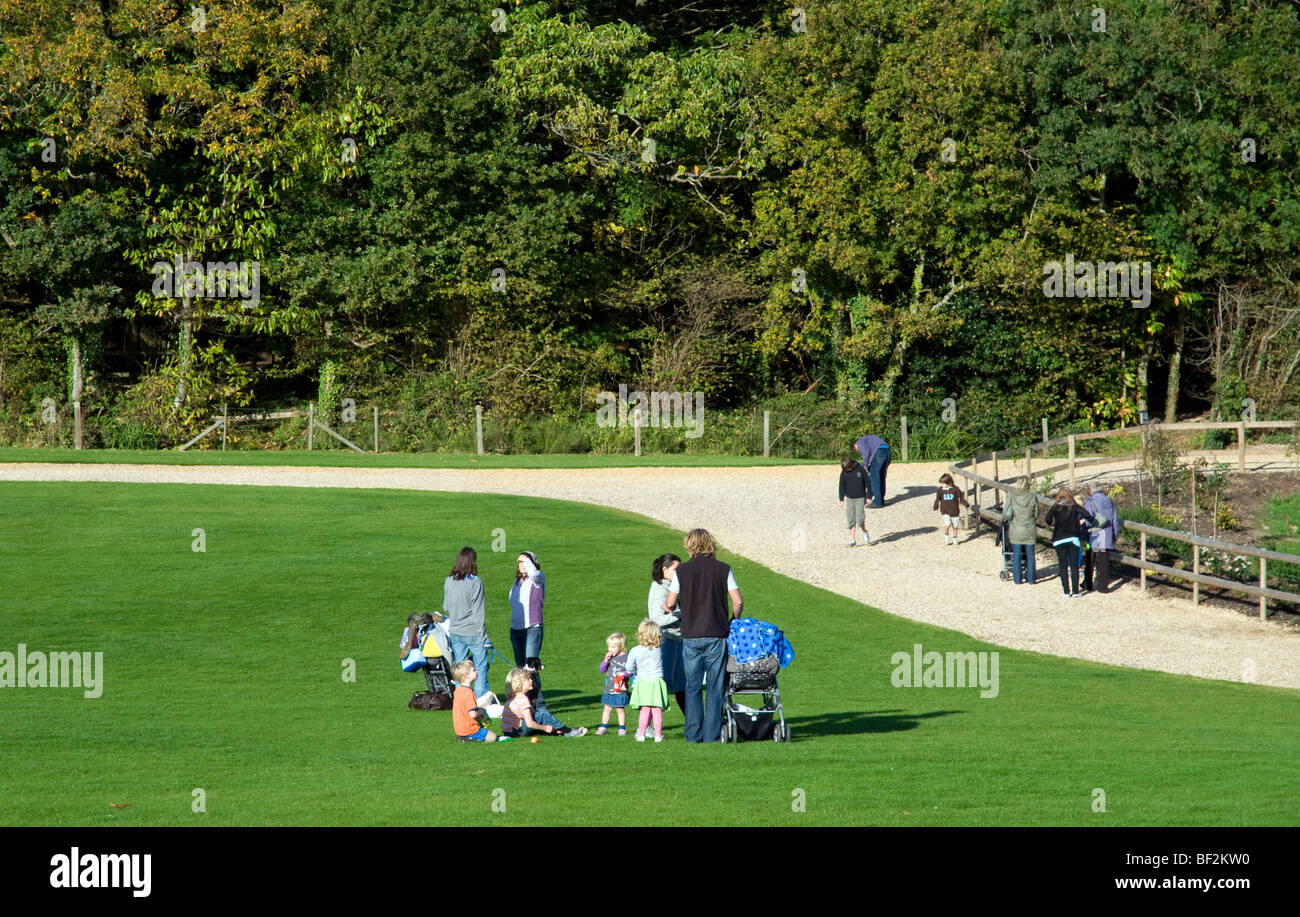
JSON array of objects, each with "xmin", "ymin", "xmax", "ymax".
[{"xmin": 4, "ymin": 459, "xmax": 1298, "ymax": 689}]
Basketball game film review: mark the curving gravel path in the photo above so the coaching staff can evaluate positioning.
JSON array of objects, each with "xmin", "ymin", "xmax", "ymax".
[{"xmin": 3, "ymin": 459, "xmax": 1298, "ymax": 689}]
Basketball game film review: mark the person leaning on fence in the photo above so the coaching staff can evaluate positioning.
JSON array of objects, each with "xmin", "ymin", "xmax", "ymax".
[
  {"xmin": 1045, "ymin": 487, "xmax": 1095, "ymax": 598},
  {"xmin": 1084, "ymin": 483, "xmax": 1121, "ymax": 594},
  {"xmin": 1001, "ymin": 477, "xmax": 1041, "ymax": 585}
]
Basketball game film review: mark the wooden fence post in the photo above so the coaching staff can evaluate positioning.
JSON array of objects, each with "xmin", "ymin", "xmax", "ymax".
[
  {"xmin": 1068, "ymin": 435, "xmax": 1075, "ymax": 487},
  {"xmin": 634, "ymin": 409, "xmax": 642, "ymax": 457},
  {"xmin": 1237, "ymin": 422, "xmax": 1246, "ymax": 471},
  {"xmin": 763, "ymin": 411, "xmax": 770, "ymax": 458},
  {"xmin": 1025, "ymin": 447, "xmax": 1032, "ymax": 481},
  {"xmin": 1041, "ymin": 418, "xmax": 1049, "ymax": 456},
  {"xmin": 1140, "ymin": 532, "xmax": 1147, "ymax": 593},
  {"xmin": 373, "ymin": 406, "xmax": 379, "ymax": 453},
  {"xmin": 476, "ymin": 404, "xmax": 484, "ymax": 455},
  {"xmin": 222, "ymin": 403, "xmax": 228, "ymax": 450},
  {"xmin": 901, "ymin": 415, "xmax": 909, "ymax": 462},
  {"xmin": 1260, "ymin": 557, "xmax": 1268, "ymax": 620},
  {"xmin": 1193, "ymin": 544, "xmax": 1200, "ymax": 606},
  {"xmin": 308, "ymin": 402, "xmax": 314, "ymax": 451}
]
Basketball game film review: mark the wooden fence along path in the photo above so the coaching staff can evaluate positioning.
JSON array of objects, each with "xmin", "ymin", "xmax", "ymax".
[{"xmin": 946, "ymin": 421, "xmax": 1300, "ymax": 620}]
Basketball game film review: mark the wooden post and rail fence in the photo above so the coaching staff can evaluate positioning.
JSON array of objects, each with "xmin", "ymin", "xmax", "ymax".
[{"xmin": 947, "ymin": 420, "xmax": 1300, "ymax": 620}]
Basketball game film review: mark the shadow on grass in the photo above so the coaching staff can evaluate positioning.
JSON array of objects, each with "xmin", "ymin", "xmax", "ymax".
[{"xmin": 788, "ymin": 707, "xmax": 961, "ymax": 738}]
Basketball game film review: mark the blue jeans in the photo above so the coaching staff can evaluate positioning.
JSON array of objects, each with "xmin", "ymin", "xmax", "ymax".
[
  {"xmin": 682, "ymin": 637, "xmax": 727, "ymax": 743},
  {"xmin": 447, "ymin": 633, "xmax": 489, "ymax": 699},
  {"xmin": 868, "ymin": 447, "xmax": 891, "ymax": 507},
  {"xmin": 1011, "ymin": 544, "xmax": 1036, "ymax": 584},
  {"xmin": 510, "ymin": 625, "xmax": 543, "ymax": 667}
]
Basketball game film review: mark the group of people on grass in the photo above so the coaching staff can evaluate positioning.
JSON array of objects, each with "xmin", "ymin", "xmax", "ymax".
[
  {"xmin": 840, "ymin": 430, "xmax": 1122, "ymax": 596},
  {"xmin": 438, "ymin": 529, "xmax": 742, "ymax": 745}
]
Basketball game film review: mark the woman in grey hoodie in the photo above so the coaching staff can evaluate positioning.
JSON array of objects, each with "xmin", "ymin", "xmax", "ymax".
[
  {"xmin": 1001, "ymin": 477, "xmax": 1041, "ymax": 585},
  {"xmin": 444, "ymin": 547, "xmax": 490, "ymax": 699}
]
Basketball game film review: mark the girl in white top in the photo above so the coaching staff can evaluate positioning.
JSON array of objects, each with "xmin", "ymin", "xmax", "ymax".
[{"xmin": 626, "ymin": 619, "xmax": 670, "ymax": 742}]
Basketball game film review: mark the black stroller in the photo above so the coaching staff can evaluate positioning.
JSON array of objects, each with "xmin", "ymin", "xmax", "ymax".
[
  {"xmin": 995, "ymin": 511, "xmax": 1014, "ymax": 581},
  {"xmin": 419, "ymin": 619, "xmax": 455, "ymax": 701},
  {"xmin": 719, "ymin": 619, "xmax": 792, "ymax": 743}
]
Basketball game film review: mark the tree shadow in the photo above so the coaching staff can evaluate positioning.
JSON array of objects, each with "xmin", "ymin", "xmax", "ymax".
[{"xmin": 787, "ymin": 707, "xmax": 961, "ymax": 738}]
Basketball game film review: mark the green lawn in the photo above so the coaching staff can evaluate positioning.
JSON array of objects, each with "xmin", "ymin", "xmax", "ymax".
[
  {"xmin": 0, "ymin": 446, "xmax": 822, "ymax": 469},
  {"xmin": 1264, "ymin": 493, "xmax": 1300, "ymax": 584},
  {"xmin": 2, "ymin": 481, "xmax": 1297, "ymax": 826}
]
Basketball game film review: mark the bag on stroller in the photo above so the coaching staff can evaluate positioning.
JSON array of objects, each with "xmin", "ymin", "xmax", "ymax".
[{"xmin": 401, "ymin": 614, "xmax": 456, "ymax": 708}]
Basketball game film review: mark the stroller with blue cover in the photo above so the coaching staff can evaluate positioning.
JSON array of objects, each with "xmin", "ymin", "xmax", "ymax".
[{"xmin": 720, "ymin": 617, "xmax": 794, "ymax": 743}]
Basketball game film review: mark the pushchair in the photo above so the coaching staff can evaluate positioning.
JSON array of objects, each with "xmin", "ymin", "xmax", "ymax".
[
  {"xmin": 419, "ymin": 620, "xmax": 456, "ymax": 700},
  {"xmin": 401, "ymin": 614, "xmax": 455, "ymax": 708},
  {"xmin": 720, "ymin": 618, "xmax": 793, "ymax": 743},
  {"xmin": 994, "ymin": 511, "xmax": 1014, "ymax": 581}
]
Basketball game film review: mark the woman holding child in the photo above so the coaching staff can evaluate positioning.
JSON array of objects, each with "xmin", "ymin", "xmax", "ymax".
[{"xmin": 648, "ymin": 553, "xmax": 686, "ymax": 713}]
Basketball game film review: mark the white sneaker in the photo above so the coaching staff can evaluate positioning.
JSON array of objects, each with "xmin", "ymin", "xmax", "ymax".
[
  {"xmin": 654, "ymin": 736, "xmax": 663, "ymax": 742},
  {"xmin": 636, "ymin": 734, "xmax": 646, "ymax": 742}
]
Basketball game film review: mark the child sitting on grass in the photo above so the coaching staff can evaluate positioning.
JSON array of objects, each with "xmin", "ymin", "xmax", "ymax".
[
  {"xmin": 451, "ymin": 659, "xmax": 496, "ymax": 743},
  {"xmin": 501, "ymin": 667, "xmax": 569, "ymax": 738}
]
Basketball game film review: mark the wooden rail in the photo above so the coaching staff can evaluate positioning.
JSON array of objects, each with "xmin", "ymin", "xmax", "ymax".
[{"xmin": 950, "ymin": 420, "xmax": 1300, "ymax": 619}]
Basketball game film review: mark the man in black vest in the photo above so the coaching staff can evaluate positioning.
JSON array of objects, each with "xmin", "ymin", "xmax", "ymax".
[{"xmin": 664, "ymin": 529, "xmax": 743, "ymax": 743}]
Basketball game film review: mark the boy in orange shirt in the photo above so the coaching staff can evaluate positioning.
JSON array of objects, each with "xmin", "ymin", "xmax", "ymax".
[{"xmin": 451, "ymin": 660, "xmax": 497, "ymax": 742}]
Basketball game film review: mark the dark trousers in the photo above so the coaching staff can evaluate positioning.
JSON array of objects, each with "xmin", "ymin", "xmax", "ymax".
[
  {"xmin": 1093, "ymin": 551, "xmax": 1111, "ymax": 593},
  {"xmin": 1055, "ymin": 544, "xmax": 1080, "ymax": 595},
  {"xmin": 868, "ymin": 448, "xmax": 891, "ymax": 507}
]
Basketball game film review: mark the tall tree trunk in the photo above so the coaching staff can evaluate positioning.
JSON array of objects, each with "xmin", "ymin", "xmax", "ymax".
[
  {"xmin": 832, "ymin": 293, "xmax": 847, "ymax": 400},
  {"xmin": 174, "ymin": 294, "xmax": 193, "ymax": 410},
  {"xmin": 1136, "ymin": 339, "xmax": 1152, "ymax": 422},
  {"xmin": 1164, "ymin": 305, "xmax": 1186, "ymax": 423},
  {"xmin": 875, "ymin": 331, "xmax": 911, "ymax": 412},
  {"xmin": 71, "ymin": 335, "xmax": 83, "ymax": 450}
]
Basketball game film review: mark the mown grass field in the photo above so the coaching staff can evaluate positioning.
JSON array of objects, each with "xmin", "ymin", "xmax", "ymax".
[{"xmin": 2, "ymin": 481, "xmax": 1297, "ymax": 826}]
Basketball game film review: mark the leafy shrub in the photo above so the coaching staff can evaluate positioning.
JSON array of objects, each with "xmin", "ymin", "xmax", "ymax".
[
  {"xmin": 1215, "ymin": 504, "xmax": 1239, "ymax": 532},
  {"xmin": 1122, "ymin": 504, "xmax": 1191, "ymax": 566},
  {"xmin": 1200, "ymin": 549, "xmax": 1257, "ymax": 584}
]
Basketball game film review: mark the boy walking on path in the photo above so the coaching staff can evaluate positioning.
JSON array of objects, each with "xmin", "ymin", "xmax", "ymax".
[
  {"xmin": 933, "ymin": 473, "xmax": 969, "ymax": 545},
  {"xmin": 838, "ymin": 458, "xmax": 872, "ymax": 547}
]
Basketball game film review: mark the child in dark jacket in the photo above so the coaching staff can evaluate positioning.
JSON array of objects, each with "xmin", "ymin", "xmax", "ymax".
[
  {"xmin": 933, "ymin": 473, "xmax": 970, "ymax": 545},
  {"xmin": 838, "ymin": 458, "xmax": 872, "ymax": 547}
]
